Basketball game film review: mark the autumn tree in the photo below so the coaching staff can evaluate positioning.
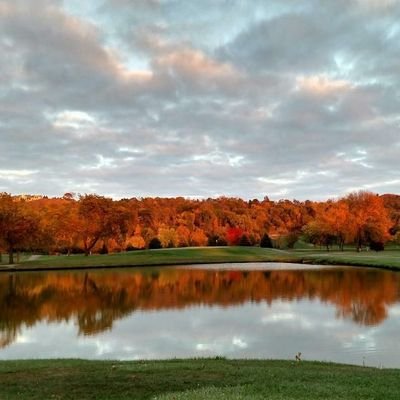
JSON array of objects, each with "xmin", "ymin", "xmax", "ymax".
[
  {"xmin": 226, "ymin": 227, "xmax": 243, "ymax": 246},
  {"xmin": 303, "ymin": 200, "xmax": 350, "ymax": 250},
  {"xmin": 303, "ymin": 220, "xmax": 335, "ymax": 250},
  {"xmin": 158, "ymin": 227, "xmax": 178, "ymax": 248},
  {"xmin": 323, "ymin": 200, "xmax": 350, "ymax": 250},
  {"xmin": 77, "ymin": 194, "xmax": 128, "ymax": 256},
  {"xmin": 190, "ymin": 228, "xmax": 208, "ymax": 246},
  {"xmin": 381, "ymin": 194, "xmax": 400, "ymax": 238},
  {"xmin": 0, "ymin": 193, "xmax": 38, "ymax": 263},
  {"xmin": 0, "ymin": 191, "xmax": 397, "ymax": 256},
  {"xmin": 176, "ymin": 225, "xmax": 191, "ymax": 247},
  {"xmin": 126, "ymin": 225, "xmax": 146, "ymax": 250},
  {"xmin": 42, "ymin": 197, "xmax": 80, "ymax": 255},
  {"xmin": 345, "ymin": 191, "xmax": 391, "ymax": 251}
]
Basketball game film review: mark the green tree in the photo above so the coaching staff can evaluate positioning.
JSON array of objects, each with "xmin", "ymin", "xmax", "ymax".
[{"xmin": 239, "ymin": 234, "xmax": 252, "ymax": 246}]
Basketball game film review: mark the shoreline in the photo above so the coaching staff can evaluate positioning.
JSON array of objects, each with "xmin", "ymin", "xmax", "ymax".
[
  {"xmin": 1, "ymin": 246, "xmax": 400, "ymax": 273},
  {"xmin": 2, "ymin": 260, "xmax": 399, "ymax": 273}
]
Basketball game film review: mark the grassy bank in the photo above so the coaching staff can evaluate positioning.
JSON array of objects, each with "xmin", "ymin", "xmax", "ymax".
[
  {"xmin": 0, "ymin": 358, "xmax": 399, "ymax": 399},
  {"xmin": 298, "ymin": 250, "xmax": 400, "ymax": 270},
  {"xmin": 3, "ymin": 247, "xmax": 298, "ymax": 271},
  {"xmin": 1, "ymin": 246, "xmax": 400, "ymax": 271}
]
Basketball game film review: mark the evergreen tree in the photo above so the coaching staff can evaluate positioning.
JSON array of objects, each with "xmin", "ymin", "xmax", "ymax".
[
  {"xmin": 260, "ymin": 233, "xmax": 273, "ymax": 248},
  {"xmin": 239, "ymin": 234, "xmax": 252, "ymax": 246}
]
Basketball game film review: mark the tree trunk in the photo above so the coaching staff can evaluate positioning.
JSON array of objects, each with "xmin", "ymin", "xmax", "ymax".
[
  {"xmin": 8, "ymin": 249, "xmax": 14, "ymax": 264},
  {"xmin": 325, "ymin": 240, "xmax": 330, "ymax": 251},
  {"xmin": 84, "ymin": 241, "xmax": 90, "ymax": 256},
  {"xmin": 84, "ymin": 236, "xmax": 100, "ymax": 256},
  {"xmin": 356, "ymin": 230, "xmax": 362, "ymax": 252}
]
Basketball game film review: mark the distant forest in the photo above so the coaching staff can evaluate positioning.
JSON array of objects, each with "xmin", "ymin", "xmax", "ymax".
[{"xmin": 0, "ymin": 191, "xmax": 399, "ymax": 262}]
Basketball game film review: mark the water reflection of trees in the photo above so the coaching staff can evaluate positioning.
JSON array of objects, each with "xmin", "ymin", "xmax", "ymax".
[{"xmin": 0, "ymin": 268, "xmax": 399, "ymax": 348}]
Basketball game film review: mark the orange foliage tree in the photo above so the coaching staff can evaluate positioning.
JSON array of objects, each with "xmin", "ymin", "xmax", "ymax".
[
  {"xmin": 0, "ymin": 193, "xmax": 38, "ymax": 263},
  {"xmin": 345, "ymin": 191, "xmax": 391, "ymax": 251},
  {"xmin": 3, "ymin": 191, "xmax": 398, "ymax": 254},
  {"xmin": 77, "ymin": 194, "xmax": 129, "ymax": 256}
]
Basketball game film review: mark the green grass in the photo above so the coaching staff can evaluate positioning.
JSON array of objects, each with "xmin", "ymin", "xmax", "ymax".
[
  {"xmin": 0, "ymin": 246, "xmax": 399, "ymax": 272},
  {"xmin": 0, "ymin": 359, "xmax": 399, "ymax": 400},
  {"xmin": 10, "ymin": 247, "xmax": 298, "ymax": 271},
  {"xmin": 297, "ymin": 249, "xmax": 400, "ymax": 269}
]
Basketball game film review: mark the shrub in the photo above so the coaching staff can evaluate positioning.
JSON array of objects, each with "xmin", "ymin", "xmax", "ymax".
[
  {"xmin": 148, "ymin": 237, "xmax": 162, "ymax": 249},
  {"xmin": 126, "ymin": 245, "xmax": 142, "ymax": 251},
  {"xmin": 260, "ymin": 234, "xmax": 273, "ymax": 248},
  {"xmin": 216, "ymin": 237, "xmax": 228, "ymax": 246},
  {"xmin": 370, "ymin": 241, "xmax": 384, "ymax": 251},
  {"xmin": 286, "ymin": 233, "xmax": 299, "ymax": 249},
  {"xmin": 208, "ymin": 235, "xmax": 227, "ymax": 246},
  {"xmin": 226, "ymin": 227, "xmax": 243, "ymax": 245},
  {"xmin": 239, "ymin": 234, "xmax": 252, "ymax": 246}
]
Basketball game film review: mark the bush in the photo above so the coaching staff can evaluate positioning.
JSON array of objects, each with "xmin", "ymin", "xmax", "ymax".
[
  {"xmin": 126, "ymin": 245, "xmax": 142, "ymax": 251},
  {"xmin": 260, "ymin": 234, "xmax": 273, "ymax": 248},
  {"xmin": 370, "ymin": 241, "xmax": 384, "ymax": 251},
  {"xmin": 207, "ymin": 235, "xmax": 218, "ymax": 246},
  {"xmin": 286, "ymin": 233, "xmax": 299, "ymax": 249},
  {"xmin": 207, "ymin": 235, "xmax": 227, "ymax": 246},
  {"xmin": 148, "ymin": 237, "xmax": 162, "ymax": 249},
  {"xmin": 216, "ymin": 237, "xmax": 227, "ymax": 246}
]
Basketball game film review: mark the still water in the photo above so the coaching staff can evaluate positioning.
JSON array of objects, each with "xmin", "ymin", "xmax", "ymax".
[{"xmin": 1, "ymin": 263, "xmax": 400, "ymax": 367}]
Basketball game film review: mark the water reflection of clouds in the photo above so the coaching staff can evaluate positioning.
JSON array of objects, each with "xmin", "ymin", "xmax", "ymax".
[
  {"xmin": 388, "ymin": 305, "xmax": 400, "ymax": 317},
  {"xmin": 195, "ymin": 336, "xmax": 248, "ymax": 354},
  {"xmin": 1, "ymin": 300, "xmax": 400, "ymax": 367}
]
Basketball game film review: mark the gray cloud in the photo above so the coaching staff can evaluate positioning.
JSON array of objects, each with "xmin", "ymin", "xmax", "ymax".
[{"xmin": 0, "ymin": 0, "xmax": 399, "ymax": 199}]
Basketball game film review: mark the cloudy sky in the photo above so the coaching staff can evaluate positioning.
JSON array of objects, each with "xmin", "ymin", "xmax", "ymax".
[{"xmin": 1, "ymin": 0, "xmax": 399, "ymax": 200}]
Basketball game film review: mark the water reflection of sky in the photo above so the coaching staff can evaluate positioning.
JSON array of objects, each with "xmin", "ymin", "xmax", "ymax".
[{"xmin": 2, "ymin": 300, "xmax": 400, "ymax": 368}]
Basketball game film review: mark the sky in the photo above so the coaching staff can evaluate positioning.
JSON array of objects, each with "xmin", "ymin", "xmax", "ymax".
[{"xmin": 1, "ymin": 0, "xmax": 399, "ymax": 200}]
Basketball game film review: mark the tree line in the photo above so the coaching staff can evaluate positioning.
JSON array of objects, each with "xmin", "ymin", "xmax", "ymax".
[{"xmin": 0, "ymin": 191, "xmax": 399, "ymax": 264}]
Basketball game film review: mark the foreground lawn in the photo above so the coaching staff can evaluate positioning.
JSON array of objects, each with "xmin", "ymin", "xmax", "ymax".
[
  {"xmin": 0, "ymin": 359, "xmax": 399, "ymax": 400},
  {"xmin": 2, "ymin": 246, "xmax": 399, "ymax": 271}
]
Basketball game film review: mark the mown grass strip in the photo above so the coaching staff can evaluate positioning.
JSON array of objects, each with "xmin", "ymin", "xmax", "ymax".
[{"xmin": 3, "ymin": 246, "xmax": 400, "ymax": 272}]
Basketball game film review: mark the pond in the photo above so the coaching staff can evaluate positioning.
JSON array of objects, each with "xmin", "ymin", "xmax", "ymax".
[{"xmin": 1, "ymin": 263, "xmax": 400, "ymax": 367}]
